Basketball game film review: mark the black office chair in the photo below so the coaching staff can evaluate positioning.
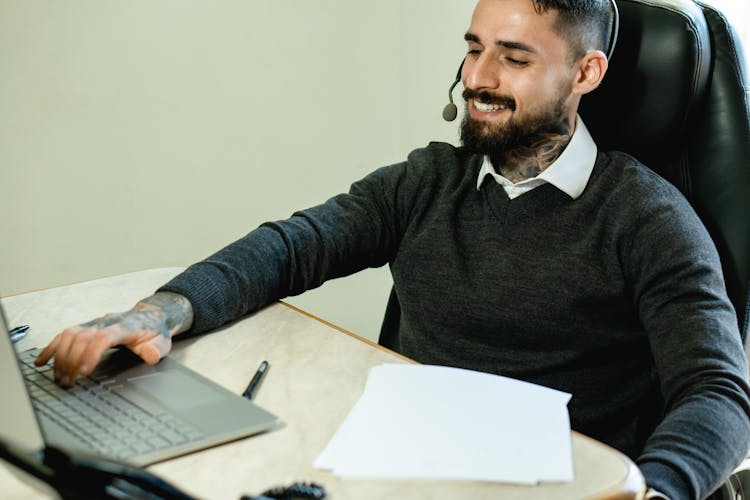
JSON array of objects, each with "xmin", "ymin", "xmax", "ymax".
[{"xmin": 381, "ymin": 0, "xmax": 750, "ymax": 496}]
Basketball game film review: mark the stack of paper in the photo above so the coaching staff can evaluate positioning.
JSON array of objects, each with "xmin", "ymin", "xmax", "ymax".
[{"xmin": 315, "ymin": 364, "xmax": 573, "ymax": 484}]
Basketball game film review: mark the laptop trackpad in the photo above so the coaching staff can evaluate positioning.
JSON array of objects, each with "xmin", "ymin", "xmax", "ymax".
[
  {"xmin": 92, "ymin": 350, "xmax": 227, "ymax": 412},
  {"xmin": 122, "ymin": 371, "xmax": 225, "ymax": 411}
]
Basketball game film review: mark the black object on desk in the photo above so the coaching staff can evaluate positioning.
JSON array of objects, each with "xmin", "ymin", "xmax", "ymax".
[
  {"xmin": 0, "ymin": 436, "xmax": 195, "ymax": 500},
  {"xmin": 241, "ymin": 481, "xmax": 327, "ymax": 500},
  {"xmin": 243, "ymin": 360, "xmax": 269, "ymax": 400}
]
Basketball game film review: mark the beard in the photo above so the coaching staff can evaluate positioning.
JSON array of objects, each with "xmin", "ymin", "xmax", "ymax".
[{"xmin": 459, "ymin": 89, "xmax": 570, "ymax": 157}]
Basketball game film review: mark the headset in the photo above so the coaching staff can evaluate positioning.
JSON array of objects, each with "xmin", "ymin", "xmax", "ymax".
[{"xmin": 442, "ymin": 0, "xmax": 620, "ymax": 121}]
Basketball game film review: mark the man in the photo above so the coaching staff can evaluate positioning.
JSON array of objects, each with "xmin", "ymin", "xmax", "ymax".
[{"xmin": 35, "ymin": 0, "xmax": 750, "ymax": 498}]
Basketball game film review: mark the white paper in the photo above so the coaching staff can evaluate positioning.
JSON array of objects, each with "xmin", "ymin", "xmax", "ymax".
[{"xmin": 315, "ymin": 364, "xmax": 573, "ymax": 484}]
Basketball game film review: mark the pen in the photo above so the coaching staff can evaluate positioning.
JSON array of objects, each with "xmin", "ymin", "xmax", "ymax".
[
  {"xmin": 9, "ymin": 325, "xmax": 30, "ymax": 343},
  {"xmin": 242, "ymin": 360, "xmax": 269, "ymax": 400}
]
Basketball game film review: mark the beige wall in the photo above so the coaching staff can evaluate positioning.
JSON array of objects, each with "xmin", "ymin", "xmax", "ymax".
[{"xmin": 0, "ymin": 0, "xmax": 474, "ymax": 341}]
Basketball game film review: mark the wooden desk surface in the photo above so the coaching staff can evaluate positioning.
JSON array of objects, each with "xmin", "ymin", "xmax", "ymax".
[{"xmin": 1, "ymin": 268, "xmax": 645, "ymax": 499}]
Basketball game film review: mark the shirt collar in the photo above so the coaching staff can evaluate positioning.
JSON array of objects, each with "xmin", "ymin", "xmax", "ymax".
[{"xmin": 475, "ymin": 115, "xmax": 598, "ymax": 199}]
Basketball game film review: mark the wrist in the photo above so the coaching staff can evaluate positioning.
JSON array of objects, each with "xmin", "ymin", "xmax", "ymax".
[{"xmin": 137, "ymin": 292, "xmax": 194, "ymax": 336}]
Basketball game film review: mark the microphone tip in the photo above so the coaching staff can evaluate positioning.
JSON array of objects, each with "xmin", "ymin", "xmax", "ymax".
[{"xmin": 442, "ymin": 103, "xmax": 458, "ymax": 122}]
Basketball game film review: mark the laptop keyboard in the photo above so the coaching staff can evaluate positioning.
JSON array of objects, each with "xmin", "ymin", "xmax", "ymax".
[{"xmin": 19, "ymin": 348, "xmax": 205, "ymax": 461}]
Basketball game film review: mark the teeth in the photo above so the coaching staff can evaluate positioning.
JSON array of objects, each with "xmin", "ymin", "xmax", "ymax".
[{"xmin": 474, "ymin": 101, "xmax": 506, "ymax": 112}]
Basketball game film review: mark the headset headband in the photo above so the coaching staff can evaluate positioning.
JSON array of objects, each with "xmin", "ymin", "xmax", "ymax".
[{"xmin": 607, "ymin": 0, "xmax": 620, "ymax": 60}]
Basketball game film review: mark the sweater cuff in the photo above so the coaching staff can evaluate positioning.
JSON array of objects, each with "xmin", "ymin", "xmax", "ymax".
[
  {"xmin": 638, "ymin": 461, "xmax": 692, "ymax": 500},
  {"xmin": 157, "ymin": 265, "xmax": 227, "ymax": 338}
]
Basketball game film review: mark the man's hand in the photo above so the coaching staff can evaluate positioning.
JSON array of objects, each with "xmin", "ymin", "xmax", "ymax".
[{"xmin": 35, "ymin": 292, "xmax": 194, "ymax": 387}]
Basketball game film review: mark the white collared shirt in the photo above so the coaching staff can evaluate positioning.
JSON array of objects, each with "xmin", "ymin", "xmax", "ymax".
[{"xmin": 475, "ymin": 115, "xmax": 598, "ymax": 200}]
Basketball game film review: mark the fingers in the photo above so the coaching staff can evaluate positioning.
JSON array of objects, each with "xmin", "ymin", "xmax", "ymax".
[
  {"xmin": 34, "ymin": 309, "xmax": 175, "ymax": 387},
  {"xmin": 78, "ymin": 328, "xmax": 120, "ymax": 377},
  {"xmin": 35, "ymin": 334, "xmax": 62, "ymax": 366},
  {"xmin": 35, "ymin": 325, "xmax": 119, "ymax": 387},
  {"xmin": 132, "ymin": 335, "xmax": 173, "ymax": 365}
]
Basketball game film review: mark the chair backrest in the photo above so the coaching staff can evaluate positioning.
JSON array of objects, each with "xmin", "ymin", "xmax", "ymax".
[
  {"xmin": 579, "ymin": 0, "xmax": 750, "ymax": 340},
  {"xmin": 379, "ymin": 0, "xmax": 750, "ymax": 348}
]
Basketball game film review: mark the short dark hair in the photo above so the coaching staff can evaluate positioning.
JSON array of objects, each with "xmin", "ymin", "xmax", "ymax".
[{"xmin": 532, "ymin": 0, "xmax": 615, "ymax": 60}]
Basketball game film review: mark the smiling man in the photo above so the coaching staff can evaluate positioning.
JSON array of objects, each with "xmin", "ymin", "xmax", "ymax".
[
  {"xmin": 460, "ymin": 0, "xmax": 607, "ymax": 185},
  {"xmin": 37, "ymin": 1, "xmax": 750, "ymax": 498}
]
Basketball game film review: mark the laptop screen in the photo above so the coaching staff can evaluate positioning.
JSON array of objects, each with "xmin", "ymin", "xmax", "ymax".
[{"xmin": 0, "ymin": 302, "xmax": 45, "ymax": 451}]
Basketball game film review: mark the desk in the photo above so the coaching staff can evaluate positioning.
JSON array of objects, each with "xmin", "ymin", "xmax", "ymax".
[{"xmin": 1, "ymin": 268, "xmax": 645, "ymax": 499}]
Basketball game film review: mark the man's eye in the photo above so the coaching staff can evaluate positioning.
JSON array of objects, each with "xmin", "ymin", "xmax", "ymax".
[
  {"xmin": 508, "ymin": 58, "xmax": 529, "ymax": 67},
  {"xmin": 467, "ymin": 49, "xmax": 481, "ymax": 56}
]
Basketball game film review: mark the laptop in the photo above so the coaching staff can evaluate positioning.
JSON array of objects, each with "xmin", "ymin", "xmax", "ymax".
[{"xmin": 0, "ymin": 302, "xmax": 281, "ymax": 467}]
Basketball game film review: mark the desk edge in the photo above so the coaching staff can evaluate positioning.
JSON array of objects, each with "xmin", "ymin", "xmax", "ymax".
[{"xmin": 278, "ymin": 300, "xmax": 416, "ymax": 364}]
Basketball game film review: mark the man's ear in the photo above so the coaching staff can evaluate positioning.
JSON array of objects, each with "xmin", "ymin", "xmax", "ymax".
[{"xmin": 572, "ymin": 50, "xmax": 609, "ymax": 96}]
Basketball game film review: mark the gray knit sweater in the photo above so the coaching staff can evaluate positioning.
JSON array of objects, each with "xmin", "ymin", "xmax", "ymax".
[{"xmin": 160, "ymin": 142, "xmax": 750, "ymax": 499}]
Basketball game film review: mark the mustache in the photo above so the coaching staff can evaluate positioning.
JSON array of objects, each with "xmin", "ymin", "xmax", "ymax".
[{"xmin": 462, "ymin": 89, "xmax": 517, "ymax": 112}]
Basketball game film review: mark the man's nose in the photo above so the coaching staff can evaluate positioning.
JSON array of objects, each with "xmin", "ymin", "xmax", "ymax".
[{"xmin": 463, "ymin": 55, "xmax": 500, "ymax": 91}]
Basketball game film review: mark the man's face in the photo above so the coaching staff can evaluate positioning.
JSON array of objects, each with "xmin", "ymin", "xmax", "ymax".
[{"xmin": 460, "ymin": 0, "xmax": 579, "ymax": 155}]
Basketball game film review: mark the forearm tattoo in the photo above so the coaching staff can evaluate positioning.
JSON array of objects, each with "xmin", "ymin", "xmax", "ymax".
[
  {"xmin": 80, "ymin": 292, "xmax": 193, "ymax": 339},
  {"xmin": 138, "ymin": 292, "xmax": 194, "ymax": 337}
]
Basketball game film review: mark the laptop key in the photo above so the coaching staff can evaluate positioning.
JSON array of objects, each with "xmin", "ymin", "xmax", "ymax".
[
  {"xmin": 148, "ymin": 436, "xmax": 171, "ymax": 449},
  {"xmin": 160, "ymin": 429, "xmax": 188, "ymax": 445}
]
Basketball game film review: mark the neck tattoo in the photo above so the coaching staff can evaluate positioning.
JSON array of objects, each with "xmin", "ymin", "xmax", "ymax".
[{"xmin": 492, "ymin": 130, "xmax": 572, "ymax": 184}]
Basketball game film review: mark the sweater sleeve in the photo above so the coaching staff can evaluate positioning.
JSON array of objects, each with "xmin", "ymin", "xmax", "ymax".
[
  {"xmin": 157, "ymin": 161, "xmax": 411, "ymax": 336},
  {"xmin": 626, "ymin": 176, "xmax": 750, "ymax": 499}
]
